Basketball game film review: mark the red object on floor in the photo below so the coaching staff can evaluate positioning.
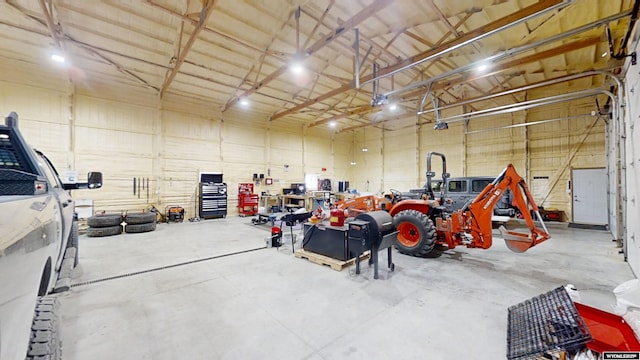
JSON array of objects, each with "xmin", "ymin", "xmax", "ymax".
[{"xmin": 575, "ymin": 302, "xmax": 640, "ymax": 352}]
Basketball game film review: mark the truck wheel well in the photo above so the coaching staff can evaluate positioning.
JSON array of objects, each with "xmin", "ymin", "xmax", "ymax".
[{"xmin": 37, "ymin": 258, "xmax": 53, "ymax": 296}]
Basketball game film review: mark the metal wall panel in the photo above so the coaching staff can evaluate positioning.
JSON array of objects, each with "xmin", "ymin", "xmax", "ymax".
[
  {"xmin": 527, "ymin": 103, "xmax": 605, "ymax": 217},
  {"xmin": 0, "ymin": 79, "xmax": 68, "ymax": 168},
  {"xmin": 465, "ymin": 114, "xmax": 527, "ymax": 176},
  {"xmin": 383, "ymin": 126, "xmax": 419, "ymax": 192},
  {"xmin": 74, "ymin": 95, "xmax": 156, "ymax": 212},
  {"xmin": 419, "ymin": 122, "xmax": 464, "ymax": 178},
  {"xmin": 623, "ymin": 57, "xmax": 640, "ymax": 274}
]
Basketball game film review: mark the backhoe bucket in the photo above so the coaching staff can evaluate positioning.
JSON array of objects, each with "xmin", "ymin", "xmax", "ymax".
[
  {"xmin": 500, "ymin": 226, "xmax": 535, "ymax": 253},
  {"xmin": 499, "ymin": 210, "xmax": 550, "ymax": 253}
]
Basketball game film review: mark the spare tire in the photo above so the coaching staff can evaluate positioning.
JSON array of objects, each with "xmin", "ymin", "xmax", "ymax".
[
  {"xmin": 86, "ymin": 225, "xmax": 122, "ymax": 237},
  {"xmin": 87, "ymin": 214, "xmax": 123, "ymax": 228},
  {"xmin": 125, "ymin": 222, "xmax": 156, "ymax": 233},
  {"xmin": 125, "ymin": 212, "xmax": 157, "ymax": 225},
  {"xmin": 393, "ymin": 209, "xmax": 438, "ymax": 257}
]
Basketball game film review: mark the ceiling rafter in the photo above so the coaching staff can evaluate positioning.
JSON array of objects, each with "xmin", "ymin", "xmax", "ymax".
[
  {"xmin": 0, "ymin": 0, "xmax": 631, "ymax": 132},
  {"xmin": 426, "ymin": 0, "xmax": 509, "ymax": 97},
  {"xmin": 270, "ymin": 0, "xmax": 564, "ymax": 121},
  {"xmin": 160, "ymin": 0, "xmax": 216, "ymax": 97},
  {"xmin": 38, "ymin": 0, "xmax": 62, "ymax": 49},
  {"xmin": 277, "ymin": 6, "xmax": 478, "ymax": 124},
  {"xmin": 57, "ymin": 2, "xmax": 172, "ymax": 44},
  {"xmin": 372, "ymin": 0, "xmax": 564, "ymax": 80},
  {"xmin": 339, "ymin": 110, "xmax": 415, "ymax": 133},
  {"xmin": 223, "ymin": 0, "xmax": 394, "ymax": 112},
  {"xmin": 309, "ymin": 104, "xmax": 372, "ymax": 128},
  {"xmin": 226, "ymin": 7, "xmax": 297, "ymax": 108},
  {"xmin": 396, "ymin": 36, "xmax": 603, "ymax": 104},
  {"xmin": 167, "ymin": 2, "xmax": 188, "ymax": 71},
  {"xmin": 143, "ymin": 0, "xmax": 288, "ymax": 61},
  {"xmin": 302, "ymin": 0, "xmax": 335, "ymax": 50},
  {"xmin": 5, "ymin": 0, "xmax": 159, "ymax": 91},
  {"xmin": 299, "ymin": 5, "xmax": 402, "ymax": 68},
  {"xmin": 334, "ymin": 36, "xmax": 603, "ymax": 133}
]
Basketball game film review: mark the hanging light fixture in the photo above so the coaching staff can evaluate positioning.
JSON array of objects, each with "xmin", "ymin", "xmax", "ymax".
[
  {"xmin": 350, "ymin": 132, "xmax": 357, "ymax": 165},
  {"xmin": 361, "ymin": 128, "xmax": 368, "ymax": 152}
]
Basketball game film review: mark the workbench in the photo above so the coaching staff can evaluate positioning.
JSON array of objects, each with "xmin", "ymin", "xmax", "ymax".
[
  {"xmin": 282, "ymin": 194, "xmax": 311, "ymax": 211},
  {"xmin": 259, "ymin": 194, "xmax": 281, "ymax": 213}
]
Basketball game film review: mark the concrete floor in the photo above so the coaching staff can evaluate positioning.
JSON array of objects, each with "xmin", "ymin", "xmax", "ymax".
[{"xmin": 59, "ymin": 217, "xmax": 634, "ymax": 359}]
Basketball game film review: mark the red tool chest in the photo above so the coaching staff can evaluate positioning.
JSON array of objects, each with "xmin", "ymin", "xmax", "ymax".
[{"xmin": 238, "ymin": 183, "xmax": 258, "ymax": 216}]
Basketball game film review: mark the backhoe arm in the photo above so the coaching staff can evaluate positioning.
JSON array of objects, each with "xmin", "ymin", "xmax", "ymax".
[{"xmin": 464, "ymin": 164, "xmax": 550, "ymax": 252}]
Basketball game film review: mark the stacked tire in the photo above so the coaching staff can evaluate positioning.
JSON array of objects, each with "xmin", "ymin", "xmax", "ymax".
[
  {"xmin": 124, "ymin": 212, "xmax": 157, "ymax": 233},
  {"xmin": 86, "ymin": 213, "xmax": 123, "ymax": 237}
]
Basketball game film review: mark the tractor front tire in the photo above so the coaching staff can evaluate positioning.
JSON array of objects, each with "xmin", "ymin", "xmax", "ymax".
[{"xmin": 393, "ymin": 210, "xmax": 438, "ymax": 257}]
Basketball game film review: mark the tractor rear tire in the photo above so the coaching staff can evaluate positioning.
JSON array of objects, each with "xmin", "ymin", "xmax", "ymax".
[{"xmin": 393, "ymin": 209, "xmax": 438, "ymax": 257}]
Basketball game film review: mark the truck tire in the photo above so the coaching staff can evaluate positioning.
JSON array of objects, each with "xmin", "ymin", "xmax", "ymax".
[
  {"xmin": 87, "ymin": 214, "xmax": 123, "ymax": 228},
  {"xmin": 125, "ymin": 222, "xmax": 156, "ymax": 233},
  {"xmin": 67, "ymin": 220, "xmax": 79, "ymax": 267},
  {"xmin": 27, "ymin": 295, "xmax": 62, "ymax": 360},
  {"xmin": 393, "ymin": 210, "xmax": 438, "ymax": 257},
  {"xmin": 125, "ymin": 212, "xmax": 156, "ymax": 225},
  {"xmin": 86, "ymin": 225, "xmax": 122, "ymax": 237}
]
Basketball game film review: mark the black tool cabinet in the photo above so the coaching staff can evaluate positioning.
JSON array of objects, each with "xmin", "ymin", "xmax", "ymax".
[{"xmin": 199, "ymin": 182, "xmax": 227, "ymax": 219}]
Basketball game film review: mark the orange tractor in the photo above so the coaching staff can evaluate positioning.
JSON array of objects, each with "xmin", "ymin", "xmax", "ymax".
[{"xmin": 336, "ymin": 153, "xmax": 550, "ymax": 257}]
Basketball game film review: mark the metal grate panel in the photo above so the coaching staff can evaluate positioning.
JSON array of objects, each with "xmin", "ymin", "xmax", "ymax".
[
  {"xmin": 507, "ymin": 287, "xmax": 592, "ymax": 359},
  {"xmin": 0, "ymin": 129, "xmax": 28, "ymax": 171}
]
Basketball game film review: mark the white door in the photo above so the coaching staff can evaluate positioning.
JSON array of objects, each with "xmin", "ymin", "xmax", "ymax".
[{"xmin": 572, "ymin": 168, "xmax": 608, "ymax": 225}]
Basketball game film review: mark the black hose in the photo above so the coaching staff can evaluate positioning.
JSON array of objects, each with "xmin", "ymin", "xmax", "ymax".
[{"xmin": 609, "ymin": 0, "xmax": 639, "ymax": 59}]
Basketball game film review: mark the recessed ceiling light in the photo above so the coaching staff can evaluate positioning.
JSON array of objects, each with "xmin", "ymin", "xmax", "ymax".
[
  {"xmin": 477, "ymin": 64, "xmax": 488, "ymax": 72},
  {"xmin": 240, "ymin": 98, "xmax": 249, "ymax": 106},
  {"xmin": 361, "ymin": 147, "xmax": 368, "ymax": 152},
  {"xmin": 50, "ymin": 53, "xmax": 65, "ymax": 63},
  {"xmin": 350, "ymin": 161, "xmax": 357, "ymax": 166},
  {"xmin": 389, "ymin": 104, "xmax": 397, "ymax": 111},
  {"xmin": 329, "ymin": 121, "xmax": 336, "ymax": 128}
]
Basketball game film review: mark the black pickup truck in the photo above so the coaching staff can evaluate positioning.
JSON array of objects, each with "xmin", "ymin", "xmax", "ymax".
[{"xmin": 0, "ymin": 112, "xmax": 102, "ymax": 359}]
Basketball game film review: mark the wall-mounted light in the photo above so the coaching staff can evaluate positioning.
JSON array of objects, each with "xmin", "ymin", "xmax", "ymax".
[
  {"xmin": 361, "ymin": 147, "xmax": 368, "ymax": 152},
  {"xmin": 601, "ymin": 51, "xmax": 608, "ymax": 58}
]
